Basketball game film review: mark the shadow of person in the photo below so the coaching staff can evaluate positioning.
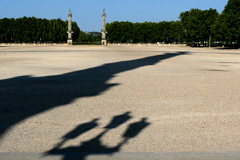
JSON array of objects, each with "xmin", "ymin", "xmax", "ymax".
[
  {"xmin": 46, "ymin": 111, "xmax": 151, "ymax": 160},
  {"xmin": 122, "ymin": 118, "xmax": 150, "ymax": 141},
  {"xmin": 49, "ymin": 112, "xmax": 132, "ymax": 153},
  {"xmin": 63, "ymin": 118, "xmax": 100, "ymax": 140},
  {"xmin": 54, "ymin": 118, "xmax": 100, "ymax": 149},
  {"xmin": 104, "ymin": 111, "xmax": 132, "ymax": 130},
  {"xmin": 51, "ymin": 130, "xmax": 122, "ymax": 160},
  {"xmin": 0, "ymin": 51, "xmax": 187, "ymax": 140}
]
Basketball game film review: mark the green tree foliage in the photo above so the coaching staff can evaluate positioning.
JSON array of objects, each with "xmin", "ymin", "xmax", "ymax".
[
  {"xmin": 77, "ymin": 31, "xmax": 101, "ymax": 44},
  {"xmin": 214, "ymin": 0, "xmax": 240, "ymax": 46},
  {"xmin": 106, "ymin": 21, "xmax": 185, "ymax": 44},
  {"xmin": 0, "ymin": 17, "xmax": 80, "ymax": 43},
  {"xmin": 1, "ymin": 1, "xmax": 238, "ymax": 47},
  {"xmin": 72, "ymin": 22, "xmax": 80, "ymax": 42},
  {"xmin": 179, "ymin": 8, "xmax": 219, "ymax": 46}
]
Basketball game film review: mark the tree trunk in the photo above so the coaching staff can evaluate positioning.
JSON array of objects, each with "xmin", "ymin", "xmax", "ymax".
[{"xmin": 209, "ymin": 35, "xmax": 212, "ymax": 48}]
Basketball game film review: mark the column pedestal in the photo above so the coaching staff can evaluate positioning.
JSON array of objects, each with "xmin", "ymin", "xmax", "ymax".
[
  {"xmin": 101, "ymin": 40, "xmax": 107, "ymax": 45},
  {"xmin": 67, "ymin": 40, "xmax": 73, "ymax": 45}
]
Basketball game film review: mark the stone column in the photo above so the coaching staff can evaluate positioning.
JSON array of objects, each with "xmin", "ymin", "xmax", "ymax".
[
  {"xmin": 101, "ymin": 9, "xmax": 107, "ymax": 45},
  {"xmin": 67, "ymin": 9, "xmax": 73, "ymax": 45}
]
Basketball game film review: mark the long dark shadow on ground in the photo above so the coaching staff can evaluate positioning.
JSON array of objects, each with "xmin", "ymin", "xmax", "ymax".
[
  {"xmin": 47, "ymin": 112, "xmax": 150, "ymax": 160},
  {"xmin": 0, "ymin": 51, "xmax": 188, "ymax": 140}
]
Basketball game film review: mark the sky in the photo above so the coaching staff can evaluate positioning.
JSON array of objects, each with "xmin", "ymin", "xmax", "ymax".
[{"xmin": 0, "ymin": 0, "xmax": 228, "ymax": 32}]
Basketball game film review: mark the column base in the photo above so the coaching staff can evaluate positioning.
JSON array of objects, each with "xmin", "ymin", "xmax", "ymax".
[
  {"xmin": 101, "ymin": 40, "xmax": 107, "ymax": 45},
  {"xmin": 67, "ymin": 40, "xmax": 73, "ymax": 45}
]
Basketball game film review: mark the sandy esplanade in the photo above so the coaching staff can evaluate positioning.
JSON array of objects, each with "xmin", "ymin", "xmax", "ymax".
[{"xmin": 0, "ymin": 45, "xmax": 240, "ymax": 153}]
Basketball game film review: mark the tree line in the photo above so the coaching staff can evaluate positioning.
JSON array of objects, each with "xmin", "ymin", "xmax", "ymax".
[
  {"xmin": 106, "ymin": 0, "xmax": 240, "ymax": 47},
  {"xmin": 0, "ymin": 0, "xmax": 239, "ymax": 46},
  {"xmin": 106, "ymin": 21, "xmax": 183, "ymax": 44},
  {"xmin": 76, "ymin": 31, "xmax": 101, "ymax": 44},
  {"xmin": 0, "ymin": 17, "xmax": 80, "ymax": 43},
  {"xmin": 0, "ymin": 16, "xmax": 101, "ymax": 44}
]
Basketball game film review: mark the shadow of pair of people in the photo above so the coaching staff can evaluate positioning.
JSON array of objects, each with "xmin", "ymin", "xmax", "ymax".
[{"xmin": 47, "ymin": 112, "xmax": 150, "ymax": 160}]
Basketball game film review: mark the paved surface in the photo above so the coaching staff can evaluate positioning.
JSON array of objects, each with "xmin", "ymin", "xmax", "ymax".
[
  {"xmin": 0, "ymin": 45, "xmax": 240, "ymax": 158},
  {"xmin": 1, "ymin": 152, "xmax": 240, "ymax": 160}
]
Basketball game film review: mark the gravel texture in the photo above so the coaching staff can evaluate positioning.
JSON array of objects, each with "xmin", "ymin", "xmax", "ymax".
[{"xmin": 0, "ymin": 45, "xmax": 240, "ymax": 154}]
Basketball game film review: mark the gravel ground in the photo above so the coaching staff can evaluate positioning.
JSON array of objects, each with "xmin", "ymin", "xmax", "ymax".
[{"xmin": 0, "ymin": 45, "xmax": 240, "ymax": 154}]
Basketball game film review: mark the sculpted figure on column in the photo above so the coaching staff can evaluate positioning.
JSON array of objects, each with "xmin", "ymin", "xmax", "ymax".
[
  {"xmin": 101, "ymin": 9, "xmax": 107, "ymax": 45},
  {"xmin": 67, "ymin": 9, "xmax": 73, "ymax": 45}
]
